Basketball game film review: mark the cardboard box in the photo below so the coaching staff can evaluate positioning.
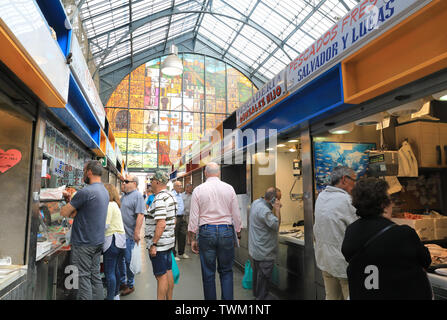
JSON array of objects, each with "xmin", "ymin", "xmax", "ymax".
[
  {"xmin": 391, "ymin": 218, "xmax": 435, "ymax": 241},
  {"xmin": 434, "ymin": 217, "xmax": 447, "ymax": 240}
]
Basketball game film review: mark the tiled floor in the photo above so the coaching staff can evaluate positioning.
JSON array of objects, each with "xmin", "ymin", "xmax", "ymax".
[{"xmin": 120, "ymin": 244, "xmax": 255, "ymax": 300}]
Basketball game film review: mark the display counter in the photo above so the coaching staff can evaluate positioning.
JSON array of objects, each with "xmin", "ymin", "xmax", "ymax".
[
  {"xmin": 279, "ymin": 225, "xmax": 305, "ymax": 247},
  {"xmin": 428, "ymin": 273, "xmax": 447, "ymax": 300},
  {"xmin": 35, "ymin": 244, "xmax": 72, "ymax": 300},
  {"xmin": 35, "ymin": 197, "xmax": 73, "ymax": 300},
  {"xmin": 268, "ymin": 224, "xmax": 305, "ymax": 299},
  {"xmin": 0, "ymin": 265, "xmax": 27, "ymax": 298}
]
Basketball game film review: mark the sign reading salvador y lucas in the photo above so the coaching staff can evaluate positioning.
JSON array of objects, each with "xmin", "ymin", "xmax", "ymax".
[
  {"xmin": 237, "ymin": 70, "xmax": 286, "ymax": 127},
  {"xmin": 287, "ymin": 0, "xmax": 423, "ymax": 90}
]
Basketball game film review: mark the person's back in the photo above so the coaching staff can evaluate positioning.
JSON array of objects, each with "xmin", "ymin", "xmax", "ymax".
[
  {"xmin": 105, "ymin": 201, "xmax": 126, "ymax": 237},
  {"xmin": 192, "ymin": 177, "xmax": 237, "ymax": 224},
  {"xmin": 188, "ymin": 162, "xmax": 241, "ymax": 300},
  {"xmin": 313, "ymin": 185, "xmax": 357, "ymax": 278},
  {"xmin": 342, "ymin": 217, "xmax": 432, "ymax": 300},
  {"xmin": 71, "ymin": 183, "xmax": 109, "ymax": 246},
  {"xmin": 60, "ymin": 160, "xmax": 109, "ymax": 300}
]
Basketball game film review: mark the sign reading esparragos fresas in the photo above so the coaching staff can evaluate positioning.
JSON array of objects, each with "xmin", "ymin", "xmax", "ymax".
[
  {"xmin": 287, "ymin": 0, "xmax": 422, "ymax": 90},
  {"xmin": 237, "ymin": 70, "xmax": 286, "ymax": 127}
]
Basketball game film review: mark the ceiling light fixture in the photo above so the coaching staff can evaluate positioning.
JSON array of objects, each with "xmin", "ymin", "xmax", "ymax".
[
  {"xmin": 355, "ymin": 114, "xmax": 383, "ymax": 126},
  {"xmin": 161, "ymin": 44, "xmax": 183, "ymax": 76},
  {"xmin": 433, "ymin": 89, "xmax": 447, "ymax": 101},
  {"xmin": 288, "ymin": 139, "xmax": 299, "ymax": 143},
  {"xmin": 328, "ymin": 123, "xmax": 354, "ymax": 135}
]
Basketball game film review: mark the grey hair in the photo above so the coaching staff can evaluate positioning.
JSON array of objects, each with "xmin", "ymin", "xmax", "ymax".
[
  {"xmin": 205, "ymin": 162, "xmax": 220, "ymax": 176},
  {"xmin": 330, "ymin": 166, "xmax": 355, "ymax": 186},
  {"xmin": 128, "ymin": 175, "xmax": 139, "ymax": 186},
  {"xmin": 264, "ymin": 187, "xmax": 276, "ymax": 201}
]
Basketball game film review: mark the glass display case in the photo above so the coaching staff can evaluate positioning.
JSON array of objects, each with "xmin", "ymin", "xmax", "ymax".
[{"xmin": 38, "ymin": 122, "xmax": 93, "ymax": 260}]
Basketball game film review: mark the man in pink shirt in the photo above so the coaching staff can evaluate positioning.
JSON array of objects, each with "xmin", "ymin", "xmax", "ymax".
[{"xmin": 188, "ymin": 162, "xmax": 242, "ymax": 300}]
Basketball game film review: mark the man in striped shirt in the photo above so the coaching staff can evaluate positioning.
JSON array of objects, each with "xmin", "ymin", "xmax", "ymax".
[{"xmin": 145, "ymin": 170, "xmax": 177, "ymax": 300}]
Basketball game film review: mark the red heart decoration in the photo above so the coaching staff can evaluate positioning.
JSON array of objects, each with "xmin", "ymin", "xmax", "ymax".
[{"xmin": 0, "ymin": 149, "xmax": 22, "ymax": 173}]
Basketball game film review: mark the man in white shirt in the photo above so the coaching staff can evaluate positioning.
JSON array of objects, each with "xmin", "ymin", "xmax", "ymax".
[
  {"xmin": 173, "ymin": 181, "xmax": 187, "ymax": 260},
  {"xmin": 313, "ymin": 166, "xmax": 358, "ymax": 300}
]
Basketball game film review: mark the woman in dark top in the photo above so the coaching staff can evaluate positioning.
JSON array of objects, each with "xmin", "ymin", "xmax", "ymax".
[{"xmin": 341, "ymin": 178, "xmax": 432, "ymax": 300}]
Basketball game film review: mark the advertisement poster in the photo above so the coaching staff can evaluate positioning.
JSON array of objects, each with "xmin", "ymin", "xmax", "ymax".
[{"xmin": 314, "ymin": 141, "xmax": 376, "ymax": 192}]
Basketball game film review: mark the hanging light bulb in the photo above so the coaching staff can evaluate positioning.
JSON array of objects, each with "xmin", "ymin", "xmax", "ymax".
[{"xmin": 161, "ymin": 44, "xmax": 183, "ymax": 76}]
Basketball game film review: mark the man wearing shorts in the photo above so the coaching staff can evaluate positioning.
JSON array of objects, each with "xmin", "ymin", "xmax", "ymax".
[{"xmin": 145, "ymin": 170, "xmax": 177, "ymax": 300}]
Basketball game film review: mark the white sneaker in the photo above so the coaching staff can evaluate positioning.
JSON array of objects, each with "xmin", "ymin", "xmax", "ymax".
[
  {"xmin": 114, "ymin": 294, "xmax": 120, "ymax": 300},
  {"xmin": 180, "ymin": 254, "xmax": 190, "ymax": 259},
  {"xmin": 175, "ymin": 256, "xmax": 180, "ymax": 261}
]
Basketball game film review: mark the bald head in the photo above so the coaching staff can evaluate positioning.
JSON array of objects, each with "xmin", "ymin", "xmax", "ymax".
[
  {"xmin": 173, "ymin": 180, "xmax": 183, "ymax": 193},
  {"xmin": 205, "ymin": 162, "xmax": 220, "ymax": 178}
]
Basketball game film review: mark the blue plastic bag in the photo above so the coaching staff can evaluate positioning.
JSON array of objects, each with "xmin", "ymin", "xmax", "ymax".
[
  {"xmin": 171, "ymin": 251, "xmax": 180, "ymax": 284},
  {"xmin": 242, "ymin": 260, "xmax": 253, "ymax": 289}
]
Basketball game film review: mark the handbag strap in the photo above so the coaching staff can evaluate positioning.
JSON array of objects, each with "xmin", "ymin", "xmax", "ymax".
[{"xmin": 349, "ymin": 223, "xmax": 397, "ymax": 263}]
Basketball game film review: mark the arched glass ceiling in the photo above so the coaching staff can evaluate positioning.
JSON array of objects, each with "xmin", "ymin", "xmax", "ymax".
[{"xmin": 73, "ymin": 0, "xmax": 359, "ymax": 101}]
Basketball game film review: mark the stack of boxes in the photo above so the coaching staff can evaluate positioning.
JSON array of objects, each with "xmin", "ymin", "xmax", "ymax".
[{"xmin": 391, "ymin": 214, "xmax": 447, "ymax": 241}]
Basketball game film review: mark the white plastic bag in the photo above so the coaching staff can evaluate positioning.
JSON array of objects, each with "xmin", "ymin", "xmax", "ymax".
[{"xmin": 130, "ymin": 243, "xmax": 141, "ymax": 275}]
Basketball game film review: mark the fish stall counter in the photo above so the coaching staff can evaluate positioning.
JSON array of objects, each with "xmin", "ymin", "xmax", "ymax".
[
  {"xmin": 279, "ymin": 224, "xmax": 305, "ymax": 246},
  {"xmin": 271, "ymin": 224, "xmax": 306, "ymax": 299},
  {"xmin": 425, "ymin": 243, "xmax": 447, "ymax": 300}
]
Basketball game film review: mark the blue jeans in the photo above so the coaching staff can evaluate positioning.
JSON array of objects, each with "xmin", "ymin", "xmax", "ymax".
[
  {"xmin": 198, "ymin": 224, "xmax": 235, "ymax": 300},
  {"xmin": 119, "ymin": 238, "xmax": 135, "ymax": 288},
  {"xmin": 103, "ymin": 236, "xmax": 125, "ymax": 300}
]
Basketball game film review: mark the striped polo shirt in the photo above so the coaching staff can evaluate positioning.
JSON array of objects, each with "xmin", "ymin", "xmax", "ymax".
[{"xmin": 145, "ymin": 189, "xmax": 177, "ymax": 251}]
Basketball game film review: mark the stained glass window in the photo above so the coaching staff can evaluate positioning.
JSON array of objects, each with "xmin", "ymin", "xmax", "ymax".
[{"xmin": 105, "ymin": 54, "xmax": 256, "ymax": 170}]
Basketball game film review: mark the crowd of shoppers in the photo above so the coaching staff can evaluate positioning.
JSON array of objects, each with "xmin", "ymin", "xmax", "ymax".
[{"xmin": 59, "ymin": 159, "xmax": 432, "ymax": 301}]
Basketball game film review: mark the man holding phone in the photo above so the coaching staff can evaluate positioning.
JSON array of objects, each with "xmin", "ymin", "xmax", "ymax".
[{"xmin": 248, "ymin": 187, "xmax": 281, "ymax": 300}]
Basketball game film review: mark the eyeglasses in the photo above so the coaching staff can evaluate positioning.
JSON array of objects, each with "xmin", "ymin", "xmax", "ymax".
[
  {"xmin": 345, "ymin": 176, "xmax": 357, "ymax": 182},
  {"xmin": 123, "ymin": 180, "xmax": 136, "ymax": 184}
]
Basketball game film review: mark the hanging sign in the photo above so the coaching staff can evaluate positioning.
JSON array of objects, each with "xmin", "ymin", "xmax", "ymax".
[
  {"xmin": 286, "ymin": 0, "xmax": 424, "ymax": 91},
  {"xmin": 70, "ymin": 34, "xmax": 106, "ymax": 128},
  {"xmin": 237, "ymin": 70, "xmax": 286, "ymax": 127},
  {"xmin": 0, "ymin": 149, "xmax": 22, "ymax": 173}
]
